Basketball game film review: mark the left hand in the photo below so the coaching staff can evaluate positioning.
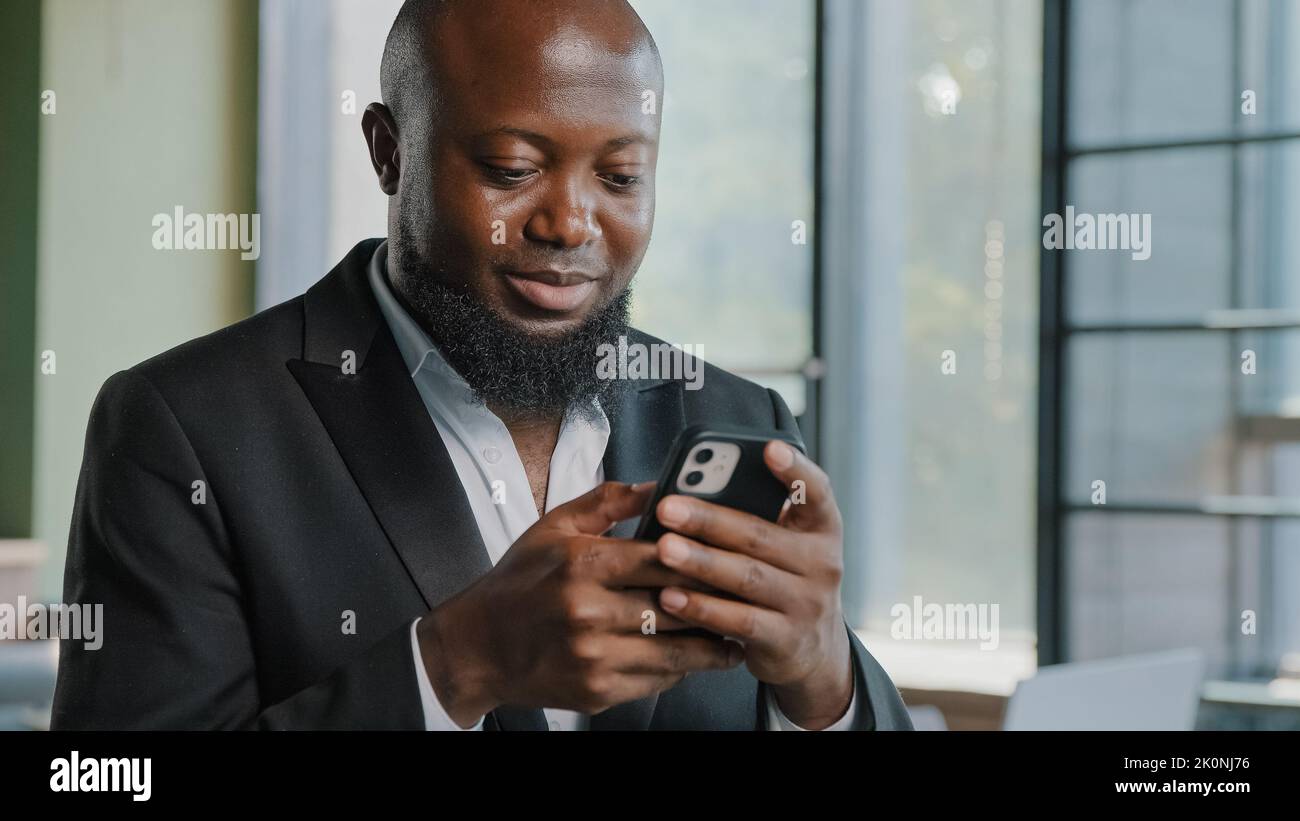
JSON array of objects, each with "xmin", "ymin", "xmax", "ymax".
[{"xmin": 653, "ymin": 439, "xmax": 854, "ymax": 730}]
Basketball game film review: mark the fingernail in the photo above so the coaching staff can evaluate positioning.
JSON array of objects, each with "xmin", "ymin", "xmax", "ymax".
[
  {"xmin": 661, "ymin": 588, "xmax": 688, "ymax": 610},
  {"xmin": 659, "ymin": 535, "xmax": 690, "ymax": 565},
  {"xmin": 659, "ymin": 497, "xmax": 688, "ymax": 525},
  {"xmin": 632, "ymin": 480, "xmax": 656, "ymax": 492},
  {"xmin": 769, "ymin": 440, "xmax": 794, "ymax": 469}
]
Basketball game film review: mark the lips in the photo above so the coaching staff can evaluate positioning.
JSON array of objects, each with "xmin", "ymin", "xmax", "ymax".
[{"xmin": 502, "ymin": 270, "xmax": 599, "ymax": 313}]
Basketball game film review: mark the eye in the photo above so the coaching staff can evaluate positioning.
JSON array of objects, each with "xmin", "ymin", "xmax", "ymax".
[
  {"xmin": 482, "ymin": 163, "xmax": 537, "ymax": 184},
  {"xmin": 599, "ymin": 172, "xmax": 641, "ymax": 189}
]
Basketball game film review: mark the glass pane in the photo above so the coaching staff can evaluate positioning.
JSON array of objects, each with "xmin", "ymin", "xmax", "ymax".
[
  {"xmin": 1065, "ymin": 147, "xmax": 1231, "ymax": 325},
  {"xmin": 1068, "ymin": 328, "xmax": 1300, "ymax": 503},
  {"xmin": 1066, "ymin": 139, "xmax": 1300, "ymax": 323},
  {"xmin": 1067, "ymin": 510, "xmax": 1298, "ymax": 681},
  {"xmin": 1066, "ymin": 333, "xmax": 1233, "ymax": 505},
  {"xmin": 1066, "ymin": 513, "xmax": 1238, "ymax": 678},
  {"xmin": 1069, "ymin": 0, "xmax": 1234, "ymax": 148},
  {"xmin": 893, "ymin": 0, "xmax": 1043, "ymax": 636},
  {"xmin": 627, "ymin": 0, "xmax": 815, "ymax": 375}
]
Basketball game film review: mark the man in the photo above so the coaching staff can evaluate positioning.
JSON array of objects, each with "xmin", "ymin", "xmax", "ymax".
[{"xmin": 52, "ymin": 0, "xmax": 911, "ymax": 731}]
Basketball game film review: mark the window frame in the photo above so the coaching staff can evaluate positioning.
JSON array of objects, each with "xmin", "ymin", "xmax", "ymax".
[{"xmin": 1037, "ymin": 0, "xmax": 1300, "ymax": 673}]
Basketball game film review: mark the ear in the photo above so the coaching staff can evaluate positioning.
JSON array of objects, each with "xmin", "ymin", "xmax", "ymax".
[{"xmin": 362, "ymin": 102, "xmax": 401, "ymax": 196}]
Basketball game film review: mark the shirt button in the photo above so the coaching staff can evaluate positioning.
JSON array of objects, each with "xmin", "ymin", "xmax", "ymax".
[
  {"xmin": 549, "ymin": 720, "xmax": 561, "ymax": 731},
  {"xmin": 483, "ymin": 446, "xmax": 502, "ymax": 464}
]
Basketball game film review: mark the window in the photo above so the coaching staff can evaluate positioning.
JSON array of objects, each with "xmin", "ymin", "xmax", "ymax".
[
  {"xmin": 628, "ymin": 0, "xmax": 818, "ymax": 421},
  {"xmin": 822, "ymin": 0, "xmax": 1043, "ymax": 692},
  {"xmin": 1044, "ymin": 0, "xmax": 1300, "ymax": 680}
]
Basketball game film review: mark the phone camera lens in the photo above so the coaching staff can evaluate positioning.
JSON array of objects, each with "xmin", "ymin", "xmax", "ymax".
[
  {"xmin": 684, "ymin": 470, "xmax": 704, "ymax": 487},
  {"xmin": 695, "ymin": 448, "xmax": 714, "ymax": 464}
]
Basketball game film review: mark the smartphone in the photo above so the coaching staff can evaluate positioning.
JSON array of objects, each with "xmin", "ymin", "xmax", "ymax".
[{"xmin": 635, "ymin": 424, "xmax": 805, "ymax": 541}]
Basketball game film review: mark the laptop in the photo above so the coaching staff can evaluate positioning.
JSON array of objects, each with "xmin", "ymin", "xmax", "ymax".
[{"xmin": 1003, "ymin": 648, "xmax": 1205, "ymax": 730}]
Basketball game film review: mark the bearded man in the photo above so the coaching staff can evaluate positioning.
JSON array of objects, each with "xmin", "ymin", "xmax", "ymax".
[{"xmin": 52, "ymin": 0, "xmax": 911, "ymax": 732}]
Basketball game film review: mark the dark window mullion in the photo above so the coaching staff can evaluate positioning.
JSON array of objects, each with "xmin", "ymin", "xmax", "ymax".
[
  {"xmin": 1067, "ymin": 130, "xmax": 1300, "ymax": 158},
  {"xmin": 1038, "ymin": 0, "xmax": 1071, "ymax": 667},
  {"xmin": 1063, "ymin": 500, "xmax": 1300, "ymax": 518},
  {"xmin": 1067, "ymin": 313, "xmax": 1300, "ymax": 334}
]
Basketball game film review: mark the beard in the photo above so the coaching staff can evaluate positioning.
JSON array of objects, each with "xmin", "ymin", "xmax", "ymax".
[{"xmin": 389, "ymin": 232, "xmax": 632, "ymax": 423}]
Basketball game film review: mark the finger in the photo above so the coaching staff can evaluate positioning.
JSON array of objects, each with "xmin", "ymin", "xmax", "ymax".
[
  {"xmin": 659, "ymin": 586, "xmax": 786, "ymax": 645},
  {"xmin": 590, "ymin": 538, "xmax": 718, "ymax": 591},
  {"xmin": 563, "ymin": 536, "xmax": 717, "ymax": 591},
  {"xmin": 654, "ymin": 494, "xmax": 805, "ymax": 572},
  {"xmin": 606, "ymin": 633, "xmax": 744, "ymax": 676},
  {"xmin": 655, "ymin": 533, "xmax": 796, "ymax": 610},
  {"xmin": 763, "ymin": 440, "xmax": 839, "ymax": 533},
  {"xmin": 586, "ymin": 587, "xmax": 694, "ymax": 632},
  {"xmin": 555, "ymin": 481, "xmax": 655, "ymax": 536},
  {"xmin": 615, "ymin": 569, "xmax": 719, "ymax": 594}
]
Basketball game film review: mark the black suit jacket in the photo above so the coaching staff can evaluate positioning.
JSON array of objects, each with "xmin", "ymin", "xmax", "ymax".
[{"xmin": 51, "ymin": 238, "xmax": 913, "ymax": 730}]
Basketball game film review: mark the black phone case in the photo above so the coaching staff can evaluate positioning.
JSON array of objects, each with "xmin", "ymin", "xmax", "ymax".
[{"xmin": 634, "ymin": 424, "xmax": 805, "ymax": 541}]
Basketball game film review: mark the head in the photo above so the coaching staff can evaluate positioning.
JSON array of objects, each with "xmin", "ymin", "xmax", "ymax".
[{"xmin": 362, "ymin": 0, "xmax": 663, "ymax": 419}]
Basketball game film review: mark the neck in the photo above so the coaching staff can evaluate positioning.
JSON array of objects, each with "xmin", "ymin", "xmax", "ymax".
[
  {"xmin": 492, "ymin": 404, "xmax": 563, "ymax": 517},
  {"xmin": 490, "ymin": 403, "xmax": 563, "ymax": 433}
]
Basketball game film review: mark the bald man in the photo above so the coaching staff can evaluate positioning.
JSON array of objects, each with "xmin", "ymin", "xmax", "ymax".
[{"xmin": 52, "ymin": 0, "xmax": 911, "ymax": 731}]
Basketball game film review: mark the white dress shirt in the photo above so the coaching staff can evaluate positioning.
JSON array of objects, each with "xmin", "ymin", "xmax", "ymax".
[{"xmin": 366, "ymin": 241, "xmax": 857, "ymax": 731}]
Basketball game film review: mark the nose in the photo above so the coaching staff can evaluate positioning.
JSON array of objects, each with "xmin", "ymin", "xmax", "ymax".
[{"xmin": 523, "ymin": 174, "xmax": 603, "ymax": 249}]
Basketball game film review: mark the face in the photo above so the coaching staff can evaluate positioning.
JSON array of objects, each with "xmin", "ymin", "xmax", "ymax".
[{"xmin": 370, "ymin": 8, "xmax": 663, "ymax": 340}]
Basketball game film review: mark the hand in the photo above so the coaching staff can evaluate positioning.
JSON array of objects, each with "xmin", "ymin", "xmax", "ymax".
[
  {"xmin": 416, "ymin": 481, "xmax": 742, "ymax": 727},
  {"xmin": 652, "ymin": 440, "xmax": 854, "ymax": 730}
]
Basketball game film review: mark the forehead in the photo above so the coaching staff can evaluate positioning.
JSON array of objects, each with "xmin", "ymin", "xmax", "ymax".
[{"xmin": 425, "ymin": 11, "xmax": 662, "ymax": 140}]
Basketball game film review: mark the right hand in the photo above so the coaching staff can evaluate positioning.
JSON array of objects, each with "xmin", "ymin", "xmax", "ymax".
[{"xmin": 416, "ymin": 481, "xmax": 743, "ymax": 727}]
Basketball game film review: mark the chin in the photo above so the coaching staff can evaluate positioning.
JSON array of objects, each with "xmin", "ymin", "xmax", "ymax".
[{"xmin": 503, "ymin": 310, "xmax": 594, "ymax": 340}]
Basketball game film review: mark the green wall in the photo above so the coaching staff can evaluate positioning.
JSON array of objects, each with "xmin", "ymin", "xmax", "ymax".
[
  {"xmin": 0, "ymin": 1, "xmax": 41, "ymax": 540},
  {"xmin": 32, "ymin": 0, "xmax": 258, "ymax": 599}
]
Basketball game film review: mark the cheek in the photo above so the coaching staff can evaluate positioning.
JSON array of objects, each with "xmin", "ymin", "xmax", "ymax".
[
  {"xmin": 603, "ymin": 196, "xmax": 655, "ymax": 269},
  {"xmin": 427, "ymin": 188, "xmax": 503, "ymax": 263}
]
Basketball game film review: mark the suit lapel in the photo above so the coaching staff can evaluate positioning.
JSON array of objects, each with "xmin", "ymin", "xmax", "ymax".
[
  {"xmin": 602, "ymin": 374, "xmax": 686, "ymax": 539},
  {"xmin": 290, "ymin": 243, "xmax": 550, "ymax": 730},
  {"xmin": 287, "ymin": 331, "xmax": 494, "ymax": 612},
  {"xmin": 588, "ymin": 376, "xmax": 685, "ymax": 731},
  {"xmin": 287, "ymin": 239, "xmax": 493, "ymax": 612}
]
